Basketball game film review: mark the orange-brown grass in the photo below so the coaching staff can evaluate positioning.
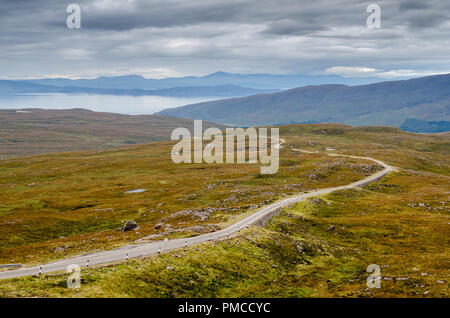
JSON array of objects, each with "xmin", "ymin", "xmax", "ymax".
[
  {"xmin": 280, "ymin": 124, "xmax": 449, "ymax": 175},
  {"xmin": 0, "ymin": 124, "xmax": 448, "ymax": 298},
  {"xmin": 0, "ymin": 108, "xmax": 227, "ymax": 157},
  {"xmin": 0, "ymin": 170, "xmax": 447, "ymax": 298},
  {"xmin": 269, "ymin": 170, "xmax": 449, "ymax": 297},
  {"xmin": 0, "ymin": 133, "xmax": 377, "ymax": 265}
]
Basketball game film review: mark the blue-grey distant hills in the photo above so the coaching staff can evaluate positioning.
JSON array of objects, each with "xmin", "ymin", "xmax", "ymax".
[
  {"xmin": 158, "ymin": 74, "xmax": 450, "ymax": 132},
  {"xmin": 22, "ymin": 71, "xmax": 381, "ymax": 90},
  {"xmin": 0, "ymin": 80, "xmax": 278, "ymax": 98}
]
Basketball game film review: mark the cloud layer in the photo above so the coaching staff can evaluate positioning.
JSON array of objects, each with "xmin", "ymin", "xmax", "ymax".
[{"xmin": 0, "ymin": 0, "xmax": 449, "ymax": 79}]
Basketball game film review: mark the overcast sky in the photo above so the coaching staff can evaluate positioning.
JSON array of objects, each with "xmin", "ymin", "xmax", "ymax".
[{"xmin": 0, "ymin": 0, "xmax": 449, "ymax": 79}]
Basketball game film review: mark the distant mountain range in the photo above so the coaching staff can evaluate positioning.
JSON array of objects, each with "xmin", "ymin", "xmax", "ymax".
[
  {"xmin": 0, "ymin": 80, "xmax": 278, "ymax": 98},
  {"xmin": 158, "ymin": 74, "xmax": 450, "ymax": 132},
  {"xmin": 0, "ymin": 71, "xmax": 391, "ymax": 100},
  {"xmin": 21, "ymin": 71, "xmax": 381, "ymax": 90},
  {"xmin": 3, "ymin": 72, "xmax": 449, "ymax": 132}
]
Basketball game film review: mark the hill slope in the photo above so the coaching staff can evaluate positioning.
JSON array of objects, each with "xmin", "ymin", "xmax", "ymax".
[
  {"xmin": 158, "ymin": 74, "xmax": 450, "ymax": 130},
  {"xmin": 0, "ymin": 108, "xmax": 226, "ymax": 157},
  {"xmin": 0, "ymin": 124, "xmax": 448, "ymax": 297}
]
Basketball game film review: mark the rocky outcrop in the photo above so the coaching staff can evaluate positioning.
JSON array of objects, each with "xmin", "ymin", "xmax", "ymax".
[{"xmin": 123, "ymin": 221, "xmax": 138, "ymax": 232}]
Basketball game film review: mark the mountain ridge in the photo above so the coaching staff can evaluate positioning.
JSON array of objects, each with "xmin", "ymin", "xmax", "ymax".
[
  {"xmin": 0, "ymin": 80, "xmax": 278, "ymax": 98},
  {"xmin": 157, "ymin": 73, "xmax": 450, "ymax": 132},
  {"xmin": 20, "ymin": 71, "xmax": 383, "ymax": 90}
]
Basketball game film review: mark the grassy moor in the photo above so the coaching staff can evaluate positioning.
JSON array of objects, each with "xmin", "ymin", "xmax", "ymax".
[{"xmin": 0, "ymin": 124, "xmax": 448, "ymax": 298}]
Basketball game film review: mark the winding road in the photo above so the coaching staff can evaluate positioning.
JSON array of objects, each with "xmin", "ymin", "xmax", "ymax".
[{"xmin": 0, "ymin": 141, "xmax": 395, "ymax": 280}]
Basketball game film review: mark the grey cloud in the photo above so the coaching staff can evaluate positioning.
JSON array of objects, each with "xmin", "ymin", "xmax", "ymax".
[
  {"xmin": 399, "ymin": 1, "xmax": 432, "ymax": 11},
  {"xmin": 404, "ymin": 12, "xmax": 448, "ymax": 29},
  {"xmin": 39, "ymin": 0, "xmax": 367, "ymax": 32},
  {"xmin": 0, "ymin": 0, "xmax": 449, "ymax": 79},
  {"xmin": 264, "ymin": 19, "xmax": 329, "ymax": 36},
  {"xmin": 396, "ymin": 0, "xmax": 449, "ymax": 29},
  {"xmin": 55, "ymin": 1, "xmax": 246, "ymax": 30}
]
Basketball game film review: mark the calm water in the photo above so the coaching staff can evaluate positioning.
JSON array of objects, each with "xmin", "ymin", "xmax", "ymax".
[{"xmin": 0, "ymin": 93, "xmax": 222, "ymax": 115}]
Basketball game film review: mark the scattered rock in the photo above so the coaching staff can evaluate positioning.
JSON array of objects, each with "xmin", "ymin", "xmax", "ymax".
[
  {"xmin": 436, "ymin": 280, "xmax": 445, "ymax": 284},
  {"xmin": 307, "ymin": 173, "xmax": 319, "ymax": 180},
  {"xmin": 310, "ymin": 198, "xmax": 325, "ymax": 205},
  {"xmin": 166, "ymin": 266, "xmax": 174, "ymax": 271},
  {"xmin": 182, "ymin": 224, "xmax": 220, "ymax": 234},
  {"xmin": 327, "ymin": 225, "xmax": 335, "ymax": 231},
  {"xmin": 154, "ymin": 223, "xmax": 164, "ymax": 230},
  {"xmin": 295, "ymin": 243, "xmax": 304, "ymax": 253},
  {"xmin": 123, "ymin": 221, "xmax": 138, "ymax": 232},
  {"xmin": 169, "ymin": 208, "xmax": 216, "ymax": 221}
]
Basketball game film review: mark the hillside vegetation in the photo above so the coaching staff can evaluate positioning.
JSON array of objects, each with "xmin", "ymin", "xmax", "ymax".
[
  {"xmin": 0, "ymin": 108, "xmax": 225, "ymax": 157},
  {"xmin": 0, "ymin": 124, "xmax": 448, "ymax": 297},
  {"xmin": 0, "ymin": 124, "xmax": 380, "ymax": 265},
  {"xmin": 158, "ymin": 74, "xmax": 450, "ymax": 130}
]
